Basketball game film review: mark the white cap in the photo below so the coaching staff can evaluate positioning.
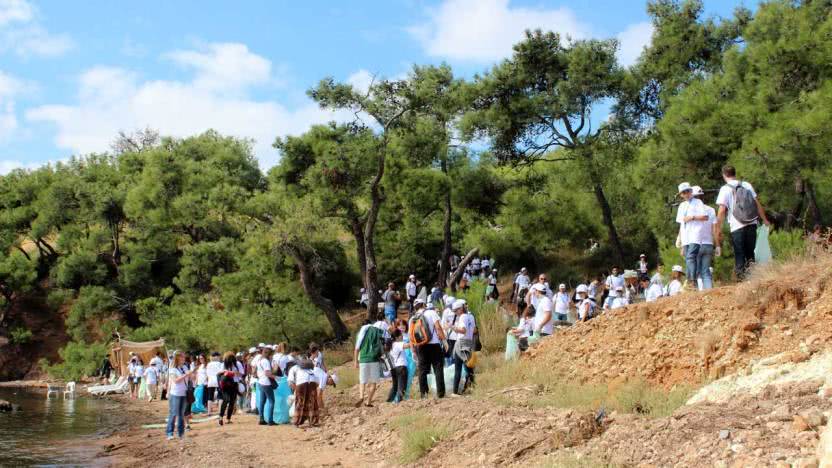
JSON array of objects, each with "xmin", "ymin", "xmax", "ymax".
[
  {"xmin": 248, "ymin": 347, "xmax": 257, "ymax": 353},
  {"xmin": 258, "ymin": 343, "xmax": 266, "ymax": 348},
  {"xmin": 576, "ymin": 284, "xmax": 588, "ymax": 293},
  {"xmin": 409, "ymin": 274, "xmax": 415, "ymax": 279},
  {"xmin": 452, "ymin": 300, "xmax": 465, "ymax": 310},
  {"xmin": 672, "ymin": 265, "xmax": 684, "ymax": 273},
  {"xmin": 426, "ymin": 302, "xmax": 435, "ymax": 309},
  {"xmin": 678, "ymin": 182, "xmax": 692, "ymax": 194},
  {"xmin": 532, "ymin": 283, "xmax": 546, "ymax": 292},
  {"xmin": 639, "ymin": 253, "xmax": 646, "ymax": 258},
  {"xmin": 615, "ymin": 286, "xmax": 624, "ymax": 291},
  {"xmin": 444, "ymin": 296, "xmax": 455, "ymax": 306},
  {"xmin": 520, "ymin": 267, "xmax": 527, "ymax": 272},
  {"xmin": 559, "ymin": 283, "xmax": 566, "ymax": 289},
  {"xmin": 692, "ymin": 185, "xmax": 705, "ymax": 196},
  {"xmin": 413, "ymin": 298, "xmax": 425, "ymax": 306},
  {"xmin": 329, "ymin": 373, "xmax": 339, "ymax": 386}
]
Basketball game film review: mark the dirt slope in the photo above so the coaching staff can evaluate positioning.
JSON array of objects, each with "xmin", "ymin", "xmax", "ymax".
[{"xmin": 528, "ymin": 256, "xmax": 832, "ymax": 388}]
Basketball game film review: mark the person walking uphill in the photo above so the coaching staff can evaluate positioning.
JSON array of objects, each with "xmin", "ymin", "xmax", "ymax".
[
  {"xmin": 449, "ymin": 300, "xmax": 476, "ymax": 395},
  {"xmin": 409, "ymin": 298, "xmax": 447, "ymax": 399},
  {"xmin": 715, "ymin": 165, "xmax": 771, "ymax": 280},
  {"xmin": 382, "ymin": 282, "xmax": 400, "ymax": 323},
  {"xmin": 354, "ymin": 319, "xmax": 385, "ymax": 407}
]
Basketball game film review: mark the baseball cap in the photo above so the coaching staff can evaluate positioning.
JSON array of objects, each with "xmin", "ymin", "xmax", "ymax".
[
  {"xmin": 672, "ymin": 265, "xmax": 684, "ymax": 273},
  {"xmin": 692, "ymin": 185, "xmax": 705, "ymax": 196},
  {"xmin": 520, "ymin": 267, "xmax": 527, "ymax": 272},
  {"xmin": 576, "ymin": 284, "xmax": 588, "ymax": 293},
  {"xmin": 329, "ymin": 373, "xmax": 339, "ymax": 387},
  {"xmin": 413, "ymin": 298, "xmax": 425, "ymax": 306},
  {"xmin": 444, "ymin": 296, "xmax": 455, "ymax": 306},
  {"xmin": 258, "ymin": 343, "xmax": 266, "ymax": 348},
  {"xmin": 452, "ymin": 300, "xmax": 465, "ymax": 310},
  {"xmin": 559, "ymin": 283, "xmax": 566, "ymax": 289},
  {"xmin": 409, "ymin": 274, "xmax": 415, "ymax": 279},
  {"xmin": 639, "ymin": 253, "xmax": 646, "ymax": 258},
  {"xmin": 678, "ymin": 182, "xmax": 692, "ymax": 194},
  {"xmin": 532, "ymin": 283, "xmax": 546, "ymax": 292},
  {"xmin": 615, "ymin": 286, "xmax": 624, "ymax": 291},
  {"xmin": 248, "ymin": 347, "xmax": 257, "ymax": 353}
]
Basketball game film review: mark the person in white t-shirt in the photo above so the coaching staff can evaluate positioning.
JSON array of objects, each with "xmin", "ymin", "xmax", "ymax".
[
  {"xmin": 603, "ymin": 286, "xmax": 629, "ymax": 310},
  {"xmin": 410, "ymin": 299, "xmax": 447, "ymax": 399},
  {"xmin": 510, "ymin": 308, "xmax": 535, "ymax": 352},
  {"xmin": 165, "ymin": 351, "xmax": 193, "ymax": 440},
  {"xmin": 691, "ymin": 186, "xmax": 717, "ymax": 290},
  {"xmin": 247, "ymin": 347, "xmax": 261, "ymax": 413},
  {"xmin": 449, "ymin": 300, "xmax": 477, "ymax": 395},
  {"xmin": 441, "ymin": 296, "xmax": 456, "ymax": 365},
  {"xmin": 715, "ymin": 165, "xmax": 770, "ymax": 280},
  {"xmin": 575, "ymin": 285, "xmax": 597, "ymax": 322},
  {"xmin": 604, "ymin": 267, "xmax": 625, "ymax": 297},
  {"xmin": 553, "ymin": 284, "xmax": 570, "ymax": 322},
  {"xmin": 513, "ymin": 268, "xmax": 531, "ymax": 315},
  {"xmin": 386, "ymin": 328, "xmax": 411, "ymax": 403},
  {"xmin": 205, "ymin": 352, "xmax": 223, "ymax": 416},
  {"xmin": 256, "ymin": 347, "xmax": 276, "ymax": 425},
  {"xmin": 531, "ymin": 283, "xmax": 554, "ymax": 336},
  {"xmin": 666, "ymin": 265, "xmax": 685, "ymax": 296},
  {"xmin": 406, "ymin": 275, "xmax": 418, "ymax": 315},
  {"xmin": 644, "ymin": 277, "xmax": 664, "ymax": 302},
  {"xmin": 144, "ymin": 363, "xmax": 158, "ymax": 402},
  {"xmin": 676, "ymin": 182, "xmax": 709, "ymax": 289}
]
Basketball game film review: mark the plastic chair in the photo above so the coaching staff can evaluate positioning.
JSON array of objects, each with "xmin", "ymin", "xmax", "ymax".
[
  {"xmin": 46, "ymin": 383, "xmax": 62, "ymax": 398},
  {"xmin": 63, "ymin": 381, "xmax": 76, "ymax": 398}
]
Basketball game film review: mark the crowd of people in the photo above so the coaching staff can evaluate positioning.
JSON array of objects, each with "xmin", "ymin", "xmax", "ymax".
[
  {"xmin": 117, "ymin": 342, "xmax": 338, "ymax": 440},
  {"xmin": 107, "ymin": 165, "xmax": 778, "ymax": 441}
]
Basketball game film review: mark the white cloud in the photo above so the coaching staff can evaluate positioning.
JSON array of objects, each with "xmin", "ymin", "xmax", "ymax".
[
  {"xmin": 0, "ymin": 158, "xmax": 54, "ymax": 175},
  {"xmin": 617, "ymin": 21, "xmax": 653, "ymax": 67},
  {"xmin": 409, "ymin": 0, "xmax": 589, "ymax": 62},
  {"xmin": 26, "ymin": 43, "xmax": 351, "ymax": 169},
  {"xmin": 165, "ymin": 43, "xmax": 274, "ymax": 92},
  {"xmin": 0, "ymin": 70, "xmax": 28, "ymax": 142},
  {"xmin": 0, "ymin": 0, "xmax": 73, "ymax": 57},
  {"xmin": 347, "ymin": 69, "xmax": 375, "ymax": 94},
  {"xmin": 0, "ymin": 0, "xmax": 32, "ymax": 26}
]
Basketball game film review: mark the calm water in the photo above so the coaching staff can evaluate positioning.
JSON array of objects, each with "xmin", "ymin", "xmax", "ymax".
[{"xmin": 0, "ymin": 387, "xmax": 131, "ymax": 467}]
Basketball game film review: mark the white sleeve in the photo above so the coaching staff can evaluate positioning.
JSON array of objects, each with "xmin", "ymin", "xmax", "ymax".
[
  {"xmin": 715, "ymin": 186, "xmax": 730, "ymax": 207},
  {"xmin": 354, "ymin": 325, "xmax": 368, "ymax": 351},
  {"xmin": 676, "ymin": 203, "xmax": 685, "ymax": 223},
  {"xmin": 745, "ymin": 182, "xmax": 757, "ymax": 198}
]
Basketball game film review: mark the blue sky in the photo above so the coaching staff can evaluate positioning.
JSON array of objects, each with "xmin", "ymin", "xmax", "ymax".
[{"xmin": 0, "ymin": 0, "xmax": 749, "ymax": 172}]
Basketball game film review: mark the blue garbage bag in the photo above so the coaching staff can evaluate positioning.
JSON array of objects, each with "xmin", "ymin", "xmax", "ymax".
[
  {"xmin": 273, "ymin": 376, "xmax": 291, "ymax": 424},
  {"xmin": 755, "ymin": 224, "xmax": 772, "ymax": 264},
  {"xmin": 191, "ymin": 385, "xmax": 206, "ymax": 413},
  {"xmin": 505, "ymin": 333, "xmax": 520, "ymax": 361}
]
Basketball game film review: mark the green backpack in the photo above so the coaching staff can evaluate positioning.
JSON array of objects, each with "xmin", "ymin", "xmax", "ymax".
[{"xmin": 358, "ymin": 326, "xmax": 383, "ymax": 363}]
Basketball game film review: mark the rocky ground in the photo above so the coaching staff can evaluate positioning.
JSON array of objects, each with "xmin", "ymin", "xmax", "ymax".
[{"xmin": 96, "ymin": 255, "xmax": 832, "ymax": 467}]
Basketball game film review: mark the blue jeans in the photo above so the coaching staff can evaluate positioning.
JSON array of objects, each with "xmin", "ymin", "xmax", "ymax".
[
  {"xmin": 384, "ymin": 304, "xmax": 396, "ymax": 322},
  {"xmin": 697, "ymin": 244, "xmax": 714, "ymax": 290},
  {"xmin": 166, "ymin": 395, "xmax": 186, "ymax": 438},
  {"xmin": 257, "ymin": 383, "xmax": 275, "ymax": 424},
  {"xmin": 684, "ymin": 243, "xmax": 701, "ymax": 282}
]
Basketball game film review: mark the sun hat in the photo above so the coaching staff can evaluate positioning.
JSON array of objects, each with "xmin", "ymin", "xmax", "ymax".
[
  {"xmin": 672, "ymin": 265, "xmax": 684, "ymax": 273},
  {"xmin": 678, "ymin": 182, "xmax": 692, "ymax": 193},
  {"xmin": 452, "ymin": 300, "xmax": 465, "ymax": 310},
  {"xmin": 692, "ymin": 185, "xmax": 705, "ymax": 196}
]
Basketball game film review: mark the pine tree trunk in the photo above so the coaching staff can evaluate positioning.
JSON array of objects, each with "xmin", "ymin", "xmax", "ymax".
[
  {"xmin": 289, "ymin": 248, "xmax": 350, "ymax": 341},
  {"xmin": 593, "ymin": 183, "xmax": 625, "ymax": 264},
  {"xmin": 439, "ymin": 159, "xmax": 452, "ymax": 289}
]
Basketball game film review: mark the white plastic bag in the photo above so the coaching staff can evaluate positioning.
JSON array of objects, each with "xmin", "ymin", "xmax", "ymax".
[{"xmin": 755, "ymin": 225, "xmax": 772, "ymax": 264}]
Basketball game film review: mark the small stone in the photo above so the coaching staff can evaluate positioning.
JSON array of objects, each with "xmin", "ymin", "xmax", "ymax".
[
  {"xmin": 719, "ymin": 429, "xmax": 731, "ymax": 440},
  {"xmin": 769, "ymin": 404, "xmax": 792, "ymax": 422},
  {"xmin": 793, "ymin": 415, "xmax": 811, "ymax": 432},
  {"xmin": 795, "ymin": 457, "xmax": 819, "ymax": 468},
  {"xmin": 798, "ymin": 409, "xmax": 826, "ymax": 428}
]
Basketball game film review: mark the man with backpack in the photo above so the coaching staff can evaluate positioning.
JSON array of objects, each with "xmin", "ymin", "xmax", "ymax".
[
  {"xmin": 353, "ymin": 319, "xmax": 387, "ymax": 407},
  {"xmin": 715, "ymin": 165, "xmax": 771, "ymax": 280},
  {"xmin": 408, "ymin": 298, "xmax": 447, "ymax": 399}
]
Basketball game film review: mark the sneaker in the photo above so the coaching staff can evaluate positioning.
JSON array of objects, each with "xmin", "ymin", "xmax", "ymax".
[
  {"xmin": 166, "ymin": 435, "xmax": 174, "ymax": 441},
  {"xmin": 268, "ymin": 422, "xmax": 277, "ymax": 426},
  {"xmin": 258, "ymin": 421, "xmax": 267, "ymax": 426}
]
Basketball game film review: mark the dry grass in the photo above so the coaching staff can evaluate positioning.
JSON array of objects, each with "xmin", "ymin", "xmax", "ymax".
[
  {"xmin": 389, "ymin": 414, "xmax": 451, "ymax": 463},
  {"xmin": 324, "ymin": 341, "xmax": 355, "ymax": 368},
  {"xmin": 474, "ymin": 358, "xmax": 691, "ymax": 418}
]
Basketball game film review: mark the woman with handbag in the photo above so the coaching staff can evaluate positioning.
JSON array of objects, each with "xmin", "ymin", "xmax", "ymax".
[
  {"xmin": 218, "ymin": 351, "xmax": 244, "ymax": 426},
  {"xmin": 256, "ymin": 347, "xmax": 277, "ymax": 426}
]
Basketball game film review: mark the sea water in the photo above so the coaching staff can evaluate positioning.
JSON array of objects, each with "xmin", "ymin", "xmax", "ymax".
[{"xmin": 0, "ymin": 387, "xmax": 129, "ymax": 466}]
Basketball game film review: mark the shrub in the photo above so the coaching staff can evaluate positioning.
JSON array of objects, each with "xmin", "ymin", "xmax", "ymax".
[
  {"xmin": 768, "ymin": 229, "xmax": 807, "ymax": 260},
  {"xmin": 9, "ymin": 327, "xmax": 33, "ymax": 345},
  {"xmin": 46, "ymin": 341, "xmax": 109, "ymax": 381},
  {"xmin": 389, "ymin": 414, "xmax": 450, "ymax": 463},
  {"xmin": 52, "ymin": 251, "xmax": 108, "ymax": 289}
]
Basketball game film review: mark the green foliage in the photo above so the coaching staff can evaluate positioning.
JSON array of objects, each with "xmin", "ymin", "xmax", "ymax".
[
  {"xmin": 9, "ymin": 327, "xmax": 33, "ymax": 345},
  {"xmin": 53, "ymin": 251, "xmax": 108, "ymax": 289},
  {"xmin": 46, "ymin": 341, "xmax": 109, "ymax": 381},
  {"xmin": 769, "ymin": 229, "xmax": 807, "ymax": 261},
  {"xmin": 66, "ymin": 286, "xmax": 118, "ymax": 342}
]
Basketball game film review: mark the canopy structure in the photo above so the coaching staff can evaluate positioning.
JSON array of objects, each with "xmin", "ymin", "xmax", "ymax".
[{"xmin": 110, "ymin": 338, "xmax": 166, "ymax": 377}]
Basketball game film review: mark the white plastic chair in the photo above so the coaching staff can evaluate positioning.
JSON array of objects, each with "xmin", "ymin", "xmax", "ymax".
[
  {"xmin": 63, "ymin": 381, "xmax": 76, "ymax": 398},
  {"xmin": 46, "ymin": 383, "xmax": 62, "ymax": 398}
]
